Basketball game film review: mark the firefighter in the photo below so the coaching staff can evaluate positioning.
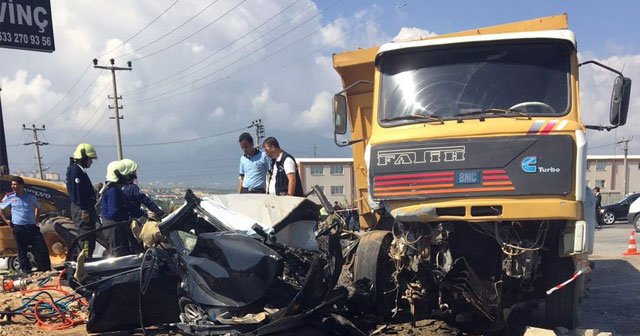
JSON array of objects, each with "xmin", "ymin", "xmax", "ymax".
[
  {"xmin": 102, "ymin": 160, "xmax": 133, "ymax": 256},
  {"xmin": 121, "ymin": 159, "xmax": 165, "ymax": 221},
  {"xmin": 66, "ymin": 143, "xmax": 98, "ymax": 257}
]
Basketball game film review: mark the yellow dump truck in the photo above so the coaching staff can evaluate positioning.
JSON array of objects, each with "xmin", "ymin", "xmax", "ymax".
[{"xmin": 332, "ymin": 14, "xmax": 631, "ymax": 329}]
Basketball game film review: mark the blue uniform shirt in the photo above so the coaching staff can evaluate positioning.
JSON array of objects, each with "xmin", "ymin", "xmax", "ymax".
[
  {"xmin": 102, "ymin": 184, "xmax": 128, "ymax": 222},
  {"xmin": 123, "ymin": 182, "xmax": 162, "ymax": 218},
  {"xmin": 239, "ymin": 150, "xmax": 271, "ymax": 189},
  {"xmin": 0, "ymin": 192, "xmax": 40, "ymax": 225},
  {"xmin": 66, "ymin": 163, "xmax": 96, "ymax": 210}
]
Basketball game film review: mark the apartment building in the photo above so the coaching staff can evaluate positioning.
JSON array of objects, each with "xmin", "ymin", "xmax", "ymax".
[
  {"xmin": 586, "ymin": 155, "xmax": 640, "ymax": 204},
  {"xmin": 296, "ymin": 158, "xmax": 354, "ymax": 207}
]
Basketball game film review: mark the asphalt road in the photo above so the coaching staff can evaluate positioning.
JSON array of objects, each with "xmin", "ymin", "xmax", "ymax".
[{"xmin": 579, "ymin": 221, "xmax": 640, "ymax": 336}]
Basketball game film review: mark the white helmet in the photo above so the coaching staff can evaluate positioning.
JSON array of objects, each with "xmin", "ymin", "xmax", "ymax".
[
  {"xmin": 105, "ymin": 160, "xmax": 127, "ymax": 183},
  {"xmin": 120, "ymin": 158, "xmax": 138, "ymax": 176}
]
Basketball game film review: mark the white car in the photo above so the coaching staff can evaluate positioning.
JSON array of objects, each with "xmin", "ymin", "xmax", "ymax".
[{"xmin": 628, "ymin": 197, "xmax": 640, "ymax": 232}]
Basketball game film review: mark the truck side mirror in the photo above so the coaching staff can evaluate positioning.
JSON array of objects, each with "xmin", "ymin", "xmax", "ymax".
[
  {"xmin": 334, "ymin": 94, "xmax": 348, "ymax": 135},
  {"xmin": 610, "ymin": 76, "xmax": 631, "ymax": 126}
]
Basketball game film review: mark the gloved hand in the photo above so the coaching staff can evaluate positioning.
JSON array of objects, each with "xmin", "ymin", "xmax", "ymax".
[{"xmin": 80, "ymin": 210, "xmax": 91, "ymax": 224}]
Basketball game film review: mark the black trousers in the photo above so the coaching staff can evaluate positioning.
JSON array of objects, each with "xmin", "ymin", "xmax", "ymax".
[
  {"xmin": 103, "ymin": 218, "xmax": 136, "ymax": 257},
  {"xmin": 70, "ymin": 203, "xmax": 97, "ymax": 257},
  {"xmin": 241, "ymin": 187, "xmax": 266, "ymax": 194},
  {"xmin": 12, "ymin": 225, "xmax": 51, "ymax": 272}
]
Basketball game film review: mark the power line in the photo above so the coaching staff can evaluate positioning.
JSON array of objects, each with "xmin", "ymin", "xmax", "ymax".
[
  {"xmin": 113, "ymin": 0, "xmax": 221, "ymax": 59},
  {"xmin": 130, "ymin": 0, "xmax": 248, "ymax": 62},
  {"xmin": 96, "ymin": 0, "xmax": 182, "ymax": 59},
  {"xmin": 121, "ymin": 0, "xmax": 309, "ymax": 95},
  {"xmin": 22, "ymin": 124, "xmax": 48, "ymax": 179},
  {"xmin": 47, "ymin": 125, "xmax": 251, "ymax": 148},
  {"xmin": 44, "ymin": 71, "xmax": 104, "ymax": 125},
  {"xmin": 28, "ymin": 63, "xmax": 92, "ymax": 124},
  {"xmin": 127, "ymin": 0, "xmax": 349, "ymax": 105}
]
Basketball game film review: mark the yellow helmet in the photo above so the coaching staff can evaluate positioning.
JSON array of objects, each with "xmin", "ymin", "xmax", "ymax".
[
  {"xmin": 72, "ymin": 143, "xmax": 98, "ymax": 160},
  {"xmin": 120, "ymin": 158, "xmax": 138, "ymax": 176},
  {"xmin": 105, "ymin": 160, "xmax": 127, "ymax": 183}
]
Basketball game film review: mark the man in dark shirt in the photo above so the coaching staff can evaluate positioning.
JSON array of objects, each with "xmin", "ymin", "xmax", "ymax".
[
  {"xmin": 121, "ymin": 159, "xmax": 164, "ymax": 220},
  {"xmin": 594, "ymin": 187, "xmax": 604, "ymax": 229},
  {"xmin": 102, "ymin": 160, "xmax": 132, "ymax": 256},
  {"xmin": 66, "ymin": 143, "xmax": 98, "ymax": 257}
]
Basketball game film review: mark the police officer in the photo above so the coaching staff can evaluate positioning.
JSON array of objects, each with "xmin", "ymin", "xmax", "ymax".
[
  {"xmin": 0, "ymin": 176, "xmax": 51, "ymax": 273},
  {"xmin": 66, "ymin": 143, "xmax": 98, "ymax": 257},
  {"xmin": 102, "ymin": 160, "xmax": 132, "ymax": 257},
  {"xmin": 121, "ymin": 159, "xmax": 164, "ymax": 221}
]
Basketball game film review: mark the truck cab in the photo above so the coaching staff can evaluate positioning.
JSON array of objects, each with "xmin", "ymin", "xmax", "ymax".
[{"xmin": 332, "ymin": 14, "xmax": 631, "ymax": 330}]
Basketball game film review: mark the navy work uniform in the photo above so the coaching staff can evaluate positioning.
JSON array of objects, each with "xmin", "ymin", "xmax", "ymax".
[{"xmin": 66, "ymin": 163, "xmax": 98, "ymax": 256}]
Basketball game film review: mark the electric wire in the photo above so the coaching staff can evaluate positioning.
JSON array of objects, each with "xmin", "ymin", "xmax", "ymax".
[
  {"xmin": 127, "ymin": 0, "xmax": 346, "ymax": 104},
  {"xmin": 113, "ymin": 0, "xmax": 221, "ymax": 59},
  {"xmin": 128, "ymin": 0, "xmax": 249, "ymax": 62},
  {"xmin": 44, "ymin": 71, "xmax": 104, "ymax": 125},
  {"xmin": 96, "ymin": 0, "xmax": 182, "ymax": 59},
  {"xmin": 121, "ymin": 0, "xmax": 309, "ymax": 95},
  {"xmin": 28, "ymin": 63, "xmax": 92, "ymax": 124}
]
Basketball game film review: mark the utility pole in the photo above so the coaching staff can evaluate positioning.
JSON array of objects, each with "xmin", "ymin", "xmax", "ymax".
[
  {"xmin": 0, "ymin": 88, "xmax": 9, "ymax": 174},
  {"xmin": 93, "ymin": 58, "xmax": 132, "ymax": 160},
  {"xmin": 617, "ymin": 136, "xmax": 633, "ymax": 195},
  {"xmin": 251, "ymin": 119, "xmax": 264, "ymax": 148},
  {"xmin": 22, "ymin": 124, "xmax": 48, "ymax": 180}
]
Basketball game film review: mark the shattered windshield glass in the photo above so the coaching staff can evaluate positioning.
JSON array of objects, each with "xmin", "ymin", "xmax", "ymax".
[{"xmin": 378, "ymin": 40, "xmax": 572, "ymax": 124}]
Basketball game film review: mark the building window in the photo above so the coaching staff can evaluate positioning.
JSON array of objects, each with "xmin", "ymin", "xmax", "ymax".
[
  {"xmin": 330, "ymin": 164, "xmax": 344, "ymax": 175},
  {"xmin": 586, "ymin": 162, "xmax": 591, "ymax": 171},
  {"xmin": 595, "ymin": 180, "xmax": 606, "ymax": 189},
  {"xmin": 310, "ymin": 165, "xmax": 324, "ymax": 175},
  {"xmin": 596, "ymin": 162, "xmax": 607, "ymax": 171},
  {"xmin": 331, "ymin": 185, "xmax": 344, "ymax": 195}
]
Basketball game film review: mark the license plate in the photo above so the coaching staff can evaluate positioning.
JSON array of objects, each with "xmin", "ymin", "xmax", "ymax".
[{"xmin": 455, "ymin": 171, "xmax": 481, "ymax": 185}]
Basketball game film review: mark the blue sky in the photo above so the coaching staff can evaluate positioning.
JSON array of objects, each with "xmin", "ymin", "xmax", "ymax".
[{"xmin": 1, "ymin": 0, "xmax": 638, "ymax": 188}]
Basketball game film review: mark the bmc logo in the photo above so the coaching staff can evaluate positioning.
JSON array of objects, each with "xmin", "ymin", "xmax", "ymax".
[{"xmin": 521, "ymin": 156, "xmax": 537, "ymax": 173}]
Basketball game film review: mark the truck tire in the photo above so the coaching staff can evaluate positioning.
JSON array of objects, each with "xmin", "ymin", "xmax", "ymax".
[
  {"xmin": 40, "ymin": 216, "xmax": 77, "ymax": 266},
  {"xmin": 544, "ymin": 256, "xmax": 580, "ymax": 329},
  {"xmin": 353, "ymin": 230, "xmax": 395, "ymax": 315}
]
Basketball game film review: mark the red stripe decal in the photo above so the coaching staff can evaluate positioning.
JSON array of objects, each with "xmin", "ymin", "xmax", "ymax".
[
  {"xmin": 540, "ymin": 121, "xmax": 556, "ymax": 135},
  {"xmin": 374, "ymin": 171, "xmax": 454, "ymax": 181},
  {"xmin": 374, "ymin": 177, "xmax": 455, "ymax": 186}
]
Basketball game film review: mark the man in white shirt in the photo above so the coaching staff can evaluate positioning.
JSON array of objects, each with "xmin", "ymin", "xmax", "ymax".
[{"xmin": 262, "ymin": 137, "xmax": 303, "ymax": 196}]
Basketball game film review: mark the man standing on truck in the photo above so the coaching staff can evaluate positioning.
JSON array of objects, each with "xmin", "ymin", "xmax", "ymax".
[
  {"xmin": 237, "ymin": 133, "xmax": 271, "ymax": 194},
  {"xmin": 66, "ymin": 143, "xmax": 99, "ymax": 257},
  {"xmin": 262, "ymin": 137, "xmax": 303, "ymax": 196},
  {"xmin": 0, "ymin": 176, "xmax": 51, "ymax": 273}
]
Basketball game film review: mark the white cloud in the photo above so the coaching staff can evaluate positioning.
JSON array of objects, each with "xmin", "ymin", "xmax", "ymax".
[
  {"xmin": 295, "ymin": 91, "xmax": 332, "ymax": 129},
  {"xmin": 392, "ymin": 27, "xmax": 438, "ymax": 42},
  {"xmin": 317, "ymin": 18, "xmax": 348, "ymax": 48},
  {"xmin": 210, "ymin": 107, "xmax": 225, "ymax": 117}
]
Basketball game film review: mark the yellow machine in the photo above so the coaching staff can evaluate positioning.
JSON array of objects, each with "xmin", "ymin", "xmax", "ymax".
[
  {"xmin": 332, "ymin": 14, "xmax": 631, "ymax": 329},
  {"xmin": 0, "ymin": 175, "xmax": 75, "ymax": 270}
]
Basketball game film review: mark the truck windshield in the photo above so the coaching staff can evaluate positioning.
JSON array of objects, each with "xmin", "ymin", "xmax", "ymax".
[{"xmin": 378, "ymin": 40, "xmax": 571, "ymax": 124}]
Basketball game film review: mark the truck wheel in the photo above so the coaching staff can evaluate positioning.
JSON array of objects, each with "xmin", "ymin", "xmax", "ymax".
[
  {"xmin": 353, "ymin": 230, "xmax": 395, "ymax": 315},
  {"xmin": 544, "ymin": 256, "xmax": 580, "ymax": 329},
  {"xmin": 40, "ymin": 216, "xmax": 77, "ymax": 266}
]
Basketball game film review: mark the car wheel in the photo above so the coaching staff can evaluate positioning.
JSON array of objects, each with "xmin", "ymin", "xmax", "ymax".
[
  {"xmin": 8, "ymin": 252, "xmax": 37, "ymax": 273},
  {"xmin": 601, "ymin": 211, "xmax": 616, "ymax": 225},
  {"xmin": 179, "ymin": 297, "xmax": 210, "ymax": 325},
  {"xmin": 634, "ymin": 215, "xmax": 640, "ymax": 233}
]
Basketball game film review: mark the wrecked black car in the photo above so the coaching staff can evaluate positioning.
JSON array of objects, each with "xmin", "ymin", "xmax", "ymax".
[{"xmin": 65, "ymin": 188, "xmax": 355, "ymax": 335}]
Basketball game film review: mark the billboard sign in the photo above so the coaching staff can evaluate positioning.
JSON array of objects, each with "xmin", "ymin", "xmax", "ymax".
[{"xmin": 0, "ymin": 0, "xmax": 55, "ymax": 52}]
